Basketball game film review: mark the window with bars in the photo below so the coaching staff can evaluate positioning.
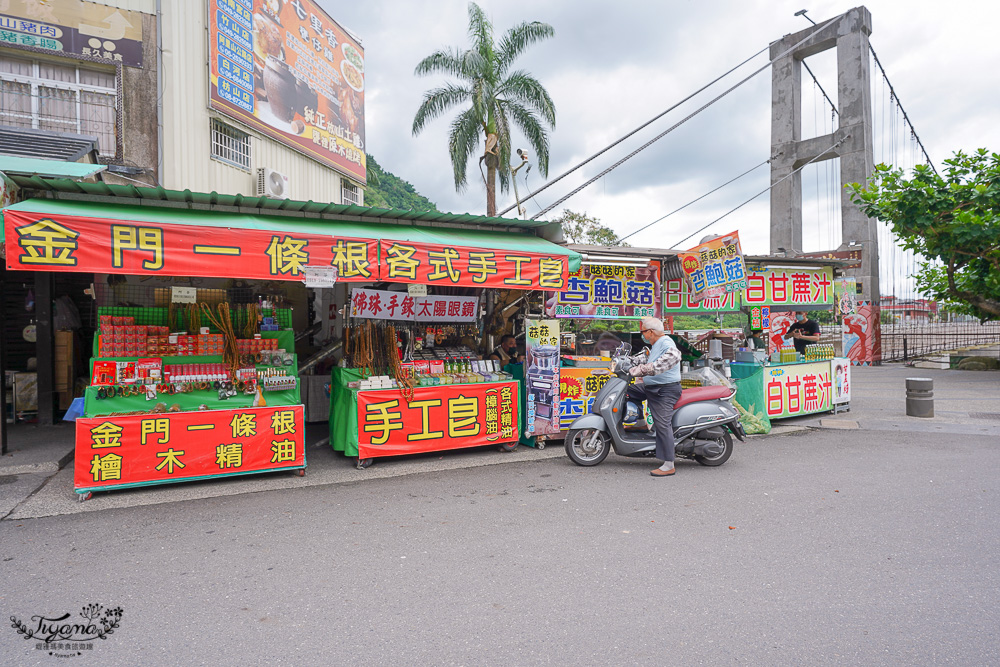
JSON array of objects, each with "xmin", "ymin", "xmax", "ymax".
[
  {"xmin": 0, "ymin": 53, "xmax": 117, "ymax": 156},
  {"xmin": 210, "ymin": 118, "xmax": 252, "ymax": 171},
  {"xmin": 342, "ymin": 178, "xmax": 361, "ymax": 205}
]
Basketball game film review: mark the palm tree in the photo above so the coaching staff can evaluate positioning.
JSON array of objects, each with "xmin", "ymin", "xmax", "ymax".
[{"xmin": 412, "ymin": 2, "xmax": 555, "ymax": 217}]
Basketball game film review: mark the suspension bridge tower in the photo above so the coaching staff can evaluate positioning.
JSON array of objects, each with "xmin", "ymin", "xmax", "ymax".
[{"xmin": 769, "ymin": 6, "xmax": 879, "ymax": 304}]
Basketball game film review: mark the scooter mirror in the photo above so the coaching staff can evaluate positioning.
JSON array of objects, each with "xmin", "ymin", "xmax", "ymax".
[{"xmin": 614, "ymin": 342, "xmax": 632, "ymax": 358}]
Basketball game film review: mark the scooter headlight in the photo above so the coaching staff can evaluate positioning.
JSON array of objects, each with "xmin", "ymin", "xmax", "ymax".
[{"xmin": 600, "ymin": 393, "xmax": 615, "ymax": 412}]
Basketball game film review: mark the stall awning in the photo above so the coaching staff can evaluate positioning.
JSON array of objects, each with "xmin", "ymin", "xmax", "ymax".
[{"xmin": 3, "ymin": 198, "xmax": 580, "ymax": 290}]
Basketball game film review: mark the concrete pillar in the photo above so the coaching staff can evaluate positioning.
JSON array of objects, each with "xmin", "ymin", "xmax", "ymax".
[
  {"xmin": 769, "ymin": 6, "xmax": 880, "ymax": 303},
  {"xmin": 769, "ymin": 29, "xmax": 802, "ymax": 254}
]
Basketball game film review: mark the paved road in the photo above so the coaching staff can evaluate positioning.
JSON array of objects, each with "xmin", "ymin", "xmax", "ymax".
[{"xmin": 2, "ymin": 425, "xmax": 998, "ymax": 665}]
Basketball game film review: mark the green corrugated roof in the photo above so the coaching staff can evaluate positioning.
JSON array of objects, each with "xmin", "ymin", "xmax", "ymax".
[
  {"xmin": 3, "ymin": 175, "xmax": 550, "ymax": 230},
  {"xmin": 0, "ymin": 157, "xmax": 106, "ymax": 180},
  {"xmin": 3, "ymin": 198, "xmax": 581, "ymax": 268}
]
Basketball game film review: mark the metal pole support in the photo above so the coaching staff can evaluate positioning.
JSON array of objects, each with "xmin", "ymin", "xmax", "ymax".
[{"xmin": 905, "ymin": 377, "xmax": 934, "ymax": 418}]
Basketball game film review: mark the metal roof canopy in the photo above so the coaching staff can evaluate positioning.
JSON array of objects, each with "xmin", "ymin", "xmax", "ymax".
[
  {"xmin": 0, "ymin": 127, "xmax": 101, "ymax": 162},
  {"xmin": 0, "ymin": 156, "xmax": 106, "ymax": 180},
  {"xmin": 4, "ymin": 175, "xmax": 560, "ymax": 236}
]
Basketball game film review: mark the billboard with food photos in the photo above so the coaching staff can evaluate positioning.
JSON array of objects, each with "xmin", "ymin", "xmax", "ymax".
[{"xmin": 208, "ymin": 0, "xmax": 366, "ymax": 182}]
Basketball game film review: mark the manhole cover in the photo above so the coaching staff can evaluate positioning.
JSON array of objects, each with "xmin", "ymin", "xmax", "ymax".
[{"xmin": 969, "ymin": 412, "xmax": 1000, "ymax": 421}]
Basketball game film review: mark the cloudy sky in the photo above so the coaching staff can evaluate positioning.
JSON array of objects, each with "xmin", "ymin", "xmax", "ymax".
[{"xmin": 319, "ymin": 0, "xmax": 999, "ymax": 255}]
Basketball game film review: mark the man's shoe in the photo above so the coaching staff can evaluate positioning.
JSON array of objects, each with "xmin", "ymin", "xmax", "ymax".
[{"xmin": 650, "ymin": 467, "xmax": 676, "ymax": 477}]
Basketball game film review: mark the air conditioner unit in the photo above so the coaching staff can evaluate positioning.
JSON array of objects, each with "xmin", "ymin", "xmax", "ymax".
[{"xmin": 255, "ymin": 167, "xmax": 289, "ymax": 199}]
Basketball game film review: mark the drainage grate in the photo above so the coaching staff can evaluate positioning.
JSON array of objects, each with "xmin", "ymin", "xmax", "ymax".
[{"xmin": 969, "ymin": 412, "xmax": 1000, "ymax": 421}]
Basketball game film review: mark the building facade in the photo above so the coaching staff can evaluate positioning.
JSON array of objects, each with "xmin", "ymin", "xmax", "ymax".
[{"xmin": 0, "ymin": 0, "xmax": 365, "ymax": 203}]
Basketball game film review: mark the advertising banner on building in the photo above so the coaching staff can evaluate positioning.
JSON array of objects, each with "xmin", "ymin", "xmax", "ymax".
[
  {"xmin": 356, "ymin": 382, "xmax": 518, "ymax": 458},
  {"xmin": 558, "ymin": 366, "xmax": 612, "ymax": 430},
  {"xmin": 381, "ymin": 240, "xmax": 569, "ymax": 291},
  {"xmin": 676, "ymin": 231, "xmax": 747, "ymax": 302},
  {"xmin": 0, "ymin": 1, "xmax": 145, "ymax": 67},
  {"xmin": 663, "ymin": 278, "xmax": 742, "ymax": 313},
  {"xmin": 4, "ymin": 209, "xmax": 379, "ymax": 282},
  {"xmin": 544, "ymin": 261, "xmax": 660, "ymax": 319},
  {"xmin": 75, "ymin": 405, "xmax": 305, "ymax": 491},
  {"xmin": 208, "ymin": 0, "xmax": 366, "ymax": 182},
  {"xmin": 349, "ymin": 288, "xmax": 478, "ymax": 322},
  {"xmin": 525, "ymin": 319, "xmax": 561, "ymax": 437},
  {"xmin": 742, "ymin": 265, "xmax": 834, "ymax": 308},
  {"xmin": 764, "ymin": 361, "xmax": 833, "ymax": 419}
]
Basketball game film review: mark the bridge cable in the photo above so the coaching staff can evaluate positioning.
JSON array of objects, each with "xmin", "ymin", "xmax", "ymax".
[
  {"xmin": 617, "ymin": 158, "xmax": 771, "ymax": 242},
  {"xmin": 495, "ymin": 44, "xmax": 770, "ymax": 217},
  {"xmin": 527, "ymin": 16, "xmax": 840, "ymax": 220},
  {"xmin": 669, "ymin": 135, "xmax": 849, "ymax": 249}
]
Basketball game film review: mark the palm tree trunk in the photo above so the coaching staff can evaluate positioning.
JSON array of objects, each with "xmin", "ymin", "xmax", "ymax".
[{"xmin": 486, "ymin": 162, "xmax": 497, "ymax": 216}]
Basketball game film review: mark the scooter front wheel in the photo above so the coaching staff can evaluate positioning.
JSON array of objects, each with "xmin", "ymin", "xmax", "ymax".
[{"xmin": 565, "ymin": 428, "xmax": 611, "ymax": 466}]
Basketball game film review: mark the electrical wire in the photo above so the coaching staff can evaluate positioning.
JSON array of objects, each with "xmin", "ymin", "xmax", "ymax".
[
  {"xmin": 495, "ymin": 44, "xmax": 772, "ymax": 217},
  {"xmin": 670, "ymin": 135, "xmax": 849, "ymax": 248},
  {"xmin": 529, "ymin": 16, "xmax": 840, "ymax": 220}
]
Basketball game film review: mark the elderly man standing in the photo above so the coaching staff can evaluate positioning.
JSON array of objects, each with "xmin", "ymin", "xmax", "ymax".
[{"xmin": 627, "ymin": 317, "xmax": 684, "ymax": 477}]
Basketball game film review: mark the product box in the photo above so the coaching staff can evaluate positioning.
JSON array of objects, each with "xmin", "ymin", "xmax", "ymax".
[
  {"xmin": 117, "ymin": 361, "xmax": 137, "ymax": 383},
  {"xmin": 136, "ymin": 357, "xmax": 163, "ymax": 382},
  {"xmin": 92, "ymin": 360, "xmax": 117, "ymax": 386}
]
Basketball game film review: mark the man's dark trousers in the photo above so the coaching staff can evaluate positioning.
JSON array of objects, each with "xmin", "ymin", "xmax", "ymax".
[{"xmin": 626, "ymin": 381, "xmax": 683, "ymax": 462}]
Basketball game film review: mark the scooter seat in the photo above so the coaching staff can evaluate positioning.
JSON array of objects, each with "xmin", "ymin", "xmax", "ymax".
[{"xmin": 674, "ymin": 385, "xmax": 732, "ymax": 409}]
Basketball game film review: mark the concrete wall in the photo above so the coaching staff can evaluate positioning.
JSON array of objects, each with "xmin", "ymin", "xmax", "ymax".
[
  {"xmin": 158, "ymin": 0, "xmax": 363, "ymax": 202},
  {"xmin": 103, "ymin": 10, "xmax": 160, "ymax": 187}
]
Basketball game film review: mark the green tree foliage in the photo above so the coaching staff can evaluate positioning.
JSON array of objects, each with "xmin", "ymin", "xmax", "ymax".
[
  {"xmin": 850, "ymin": 149, "xmax": 1000, "ymax": 321},
  {"xmin": 554, "ymin": 209, "xmax": 628, "ymax": 246},
  {"xmin": 363, "ymin": 154, "xmax": 440, "ymax": 213},
  {"xmin": 412, "ymin": 2, "xmax": 555, "ymax": 216}
]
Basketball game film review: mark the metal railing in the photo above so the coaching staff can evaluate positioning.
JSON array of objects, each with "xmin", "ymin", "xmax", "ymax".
[
  {"xmin": 0, "ymin": 84, "xmax": 117, "ymax": 155},
  {"xmin": 880, "ymin": 321, "xmax": 1000, "ymax": 362}
]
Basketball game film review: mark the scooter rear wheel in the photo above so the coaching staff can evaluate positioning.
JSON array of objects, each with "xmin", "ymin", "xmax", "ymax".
[
  {"xmin": 565, "ymin": 428, "xmax": 611, "ymax": 466},
  {"xmin": 694, "ymin": 431, "xmax": 733, "ymax": 467}
]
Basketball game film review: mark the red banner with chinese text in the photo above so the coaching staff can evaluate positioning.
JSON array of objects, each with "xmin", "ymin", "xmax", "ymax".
[
  {"xmin": 356, "ymin": 382, "xmax": 518, "ymax": 458},
  {"xmin": 380, "ymin": 240, "xmax": 568, "ymax": 290},
  {"xmin": 74, "ymin": 405, "xmax": 305, "ymax": 491},
  {"xmin": 4, "ymin": 210, "xmax": 379, "ymax": 282},
  {"xmin": 5, "ymin": 210, "xmax": 567, "ymax": 290}
]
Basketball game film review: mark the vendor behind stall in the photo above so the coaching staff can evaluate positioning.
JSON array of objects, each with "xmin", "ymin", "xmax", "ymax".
[
  {"xmin": 744, "ymin": 326, "xmax": 767, "ymax": 351},
  {"xmin": 783, "ymin": 311, "xmax": 821, "ymax": 354},
  {"xmin": 488, "ymin": 334, "xmax": 517, "ymax": 366}
]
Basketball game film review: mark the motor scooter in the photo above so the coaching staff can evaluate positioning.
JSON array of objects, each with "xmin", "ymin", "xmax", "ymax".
[{"xmin": 564, "ymin": 343, "xmax": 746, "ymax": 467}]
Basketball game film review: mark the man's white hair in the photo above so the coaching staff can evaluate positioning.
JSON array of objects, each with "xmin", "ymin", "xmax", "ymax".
[{"xmin": 640, "ymin": 316, "xmax": 664, "ymax": 333}]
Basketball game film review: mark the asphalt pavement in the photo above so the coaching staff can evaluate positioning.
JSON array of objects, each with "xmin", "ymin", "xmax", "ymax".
[
  {"xmin": 2, "ymin": 364, "xmax": 999, "ymax": 665},
  {"xmin": 2, "ymin": 421, "xmax": 999, "ymax": 664}
]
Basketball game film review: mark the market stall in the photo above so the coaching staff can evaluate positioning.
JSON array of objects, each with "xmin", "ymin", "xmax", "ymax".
[
  {"xmin": 540, "ymin": 251, "xmax": 670, "ymax": 438},
  {"xmin": 3, "ymin": 194, "xmax": 579, "ymax": 491},
  {"xmin": 665, "ymin": 256, "xmax": 852, "ymax": 424},
  {"xmin": 327, "ymin": 238, "xmax": 580, "ymax": 466}
]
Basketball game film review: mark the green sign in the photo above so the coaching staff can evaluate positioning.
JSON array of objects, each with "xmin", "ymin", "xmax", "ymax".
[{"xmin": 663, "ymin": 278, "xmax": 742, "ymax": 313}]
